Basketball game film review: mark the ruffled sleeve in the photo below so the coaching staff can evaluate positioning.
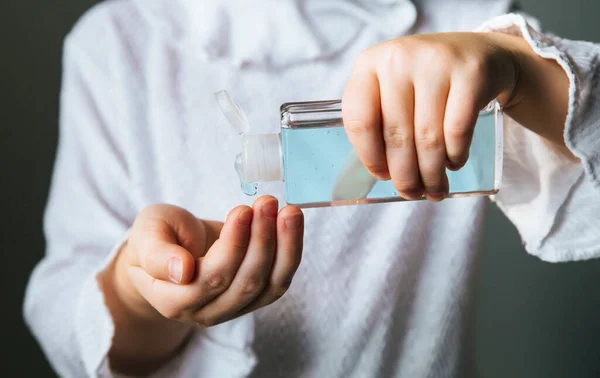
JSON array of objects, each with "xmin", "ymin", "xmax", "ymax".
[{"xmin": 477, "ymin": 13, "xmax": 600, "ymax": 262}]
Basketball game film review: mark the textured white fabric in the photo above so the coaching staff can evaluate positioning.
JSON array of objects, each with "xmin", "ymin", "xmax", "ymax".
[
  {"xmin": 477, "ymin": 14, "xmax": 600, "ymax": 261},
  {"xmin": 23, "ymin": 0, "xmax": 600, "ymax": 377}
]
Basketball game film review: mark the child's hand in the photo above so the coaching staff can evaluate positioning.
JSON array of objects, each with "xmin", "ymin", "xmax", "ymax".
[
  {"xmin": 114, "ymin": 196, "xmax": 304, "ymax": 327},
  {"xmin": 343, "ymin": 32, "xmax": 522, "ymax": 201}
]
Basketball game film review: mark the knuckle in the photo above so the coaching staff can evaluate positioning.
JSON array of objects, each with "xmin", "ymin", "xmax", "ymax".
[
  {"xmin": 420, "ymin": 43, "xmax": 455, "ymax": 66},
  {"xmin": 257, "ymin": 231, "xmax": 276, "ymax": 247},
  {"xmin": 231, "ymin": 239, "xmax": 249, "ymax": 251},
  {"xmin": 415, "ymin": 128, "xmax": 443, "ymax": 152},
  {"xmin": 383, "ymin": 125, "xmax": 412, "ymax": 150},
  {"xmin": 196, "ymin": 315, "xmax": 218, "ymax": 328},
  {"xmin": 465, "ymin": 56, "xmax": 489, "ymax": 80},
  {"xmin": 445, "ymin": 122, "xmax": 472, "ymax": 141},
  {"xmin": 204, "ymin": 271, "xmax": 229, "ymax": 291},
  {"xmin": 141, "ymin": 250, "xmax": 157, "ymax": 270},
  {"xmin": 380, "ymin": 42, "xmax": 410, "ymax": 71},
  {"xmin": 239, "ymin": 276, "xmax": 267, "ymax": 295},
  {"xmin": 344, "ymin": 117, "xmax": 370, "ymax": 138}
]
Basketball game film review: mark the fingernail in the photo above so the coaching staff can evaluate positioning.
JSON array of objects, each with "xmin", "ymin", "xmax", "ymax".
[
  {"xmin": 400, "ymin": 190, "xmax": 423, "ymax": 200},
  {"xmin": 168, "ymin": 257, "xmax": 183, "ymax": 284},
  {"xmin": 447, "ymin": 163, "xmax": 461, "ymax": 171},
  {"xmin": 447, "ymin": 160, "xmax": 467, "ymax": 171},
  {"xmin": 284, "ymin": 213, "xmax": 303, "ymax": 230},
  {"xmin": 261, "ymin": 199, "xmax": 279, "ymax": 218},
  {"xmin": 236, "ymin": 208, "xmax": 253, "ymax": 226},
  {"xmin": 426, "ymin": 193, "xmax": 446, "ymax": 202},
  {"xmin": 374, "ymin": 172, "xmax": 391, "ymax": 181}
]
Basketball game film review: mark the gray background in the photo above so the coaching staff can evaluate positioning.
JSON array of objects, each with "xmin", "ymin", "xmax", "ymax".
[{"xmin": 1, "ymin": 1, "xmax": 599, "ymax": 377}]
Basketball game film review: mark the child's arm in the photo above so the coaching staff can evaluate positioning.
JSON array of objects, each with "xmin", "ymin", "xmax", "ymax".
[
  {"xmin": 342, "ymin": 13, "xmax": 600, "ymax": 263},
  {"xmin": 103, "ymin": 198, "xmax": 303, "ymax": 375},
  {"xmin": 24, "ymin": 7, "xmax": 304, "ymax": 377},
  {"xmin": 342, "ymin": 31, "xmax": 570, "ymax": 201}
]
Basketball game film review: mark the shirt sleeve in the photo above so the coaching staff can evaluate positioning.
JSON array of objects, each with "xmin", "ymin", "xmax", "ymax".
[
  {"xmin": 476, "ymin": 13, "xmax": 600, "ymax": 262},
  {"xmin": 22, "ymin": 29, "xmax": 135, "ymax": 376},
  {"xmin": 23, "ymin": 5, "xmax": 256, "ymax": 377}
]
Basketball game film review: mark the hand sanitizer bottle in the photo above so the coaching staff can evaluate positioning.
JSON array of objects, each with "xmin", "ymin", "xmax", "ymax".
[{"xmin": 216, "ymin": 91, "xmax": 503, "ymax": 209}]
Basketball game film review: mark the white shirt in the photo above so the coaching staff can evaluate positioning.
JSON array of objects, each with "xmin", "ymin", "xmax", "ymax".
[{"xmin": 23, "ymin": 0, "xmax": 600, "ymax": 377}]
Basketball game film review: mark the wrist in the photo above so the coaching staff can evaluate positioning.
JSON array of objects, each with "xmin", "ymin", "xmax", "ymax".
[
  {"xmin": 102, "ymin": 241, "xmax": 194, "ymax": 375},
  {"xmin": 483, "ymin": 32, "xmax": 530, "ymax": 108},
  {"xmin": 484, "ymin": 31, "xmax": 571, "ymax": 152}
]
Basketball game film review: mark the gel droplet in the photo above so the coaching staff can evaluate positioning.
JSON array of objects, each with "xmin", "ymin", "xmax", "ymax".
[
  {"xmin": 241, "ymin": 181, "xmax": 259, "ymax": 196},
  {"xmin": 235, "ymin": 154, "xmax": 258, "ymax": 196}
]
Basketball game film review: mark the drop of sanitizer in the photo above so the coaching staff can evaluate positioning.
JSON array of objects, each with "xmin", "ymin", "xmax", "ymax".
[
  {"xmin": 215, "ymin": 90, "xmax": 259, "ymax": 196},
  {"xmin": 235, "ymin": 154, "xmax": 258, "ymax": 196}
]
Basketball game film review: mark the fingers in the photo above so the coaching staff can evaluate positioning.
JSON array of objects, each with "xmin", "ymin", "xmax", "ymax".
[
  {"xmin": 379, "ymin": 73, "xmax": 423, "ymax": 199},
  {"xmin": 133, "ymin": 205, "xmax": 208, "ymax": 284},
  {"xmin": 235, "ymin": 205, "xmax": 304, "ymax": 317},
  {"xmin": 127, "ymin": 204, "xmax": 254, "ymax": 322},
  {"xmin": 194, "ymin": 197, "xmax": 280, "ymax": 325},
  {"xmin": 343, "ymin": 55, "xmax": 389, "ymax": 180},
  {"xmin": 443, "ymin": 75, "xmax": 483, "ymax": 171},
  {"xmin": 414, "ymin": 74, "xmax": 450, "ymax": 201},
  {"xmin": 344, "ymin": 46, "xmax": 457, "ymax": 202},
  {"xmin": 189, "ymin": 205, "xmax": 254, "ymax": 307},
  {"xmin": 127, "ymin": 200, "xmax": 305, "ymax": 327}
]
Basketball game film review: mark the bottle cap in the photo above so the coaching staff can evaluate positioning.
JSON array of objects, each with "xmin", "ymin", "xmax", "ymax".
[
  {"xmin": 215, "ymin": 90, "xmax": 251, "ymax": 134},
  {"xmin": 215, "ymin": 90, "xmax": 283, "ymax": 184},
  {"xmin": 236, "ymin": 134, "xmax": 283, "ymax": 183}
]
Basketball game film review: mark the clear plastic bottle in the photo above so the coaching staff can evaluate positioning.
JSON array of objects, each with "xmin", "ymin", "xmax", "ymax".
[{"xmin": 217, "ymin": 91, "xmax": 503, "ymax": 209}]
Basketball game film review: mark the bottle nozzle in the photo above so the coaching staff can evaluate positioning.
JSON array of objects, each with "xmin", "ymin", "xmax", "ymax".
[
  {"xmin": 237, "ymin": 134, "xmax": 283, "ymax": 183},
  {"xmin": 216, "ymin": 90, "xmax": 283, "ymax": 196}
]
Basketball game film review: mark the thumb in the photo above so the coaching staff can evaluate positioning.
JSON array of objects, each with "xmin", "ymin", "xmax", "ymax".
[
  {"xmin": 133, "ymin": 205, "xmax": 207, "ymax": 284},
  {"xmin": 137, "ymin": 240, "xmax": 196, "ymax": 285}
]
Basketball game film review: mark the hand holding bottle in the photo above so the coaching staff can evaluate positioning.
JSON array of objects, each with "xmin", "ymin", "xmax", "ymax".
[{"xmin": 342, "ymin": 32, "xmax": 532, "ymax": 201}]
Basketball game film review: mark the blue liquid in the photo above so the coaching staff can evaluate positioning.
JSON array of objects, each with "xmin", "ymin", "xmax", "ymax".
[
  {"xmin": 235, "ymin": 150, "xmax": 259, "ymax": 196},
  {"xmin": 239, "ymin": 176, "xmax": 259, "ymax": 196},
  {"xmin": 281, "ymin": 112, "xmax": 499, "ymax": 207},
  {"xmin": 235, "ymin": 161, "xmax": 259, "ymax": 196}
]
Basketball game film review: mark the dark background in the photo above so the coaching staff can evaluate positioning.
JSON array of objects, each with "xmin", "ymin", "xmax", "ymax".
[{"xmin": 1, "ymin": 1, "xmax": 599, "ymax": 377}]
